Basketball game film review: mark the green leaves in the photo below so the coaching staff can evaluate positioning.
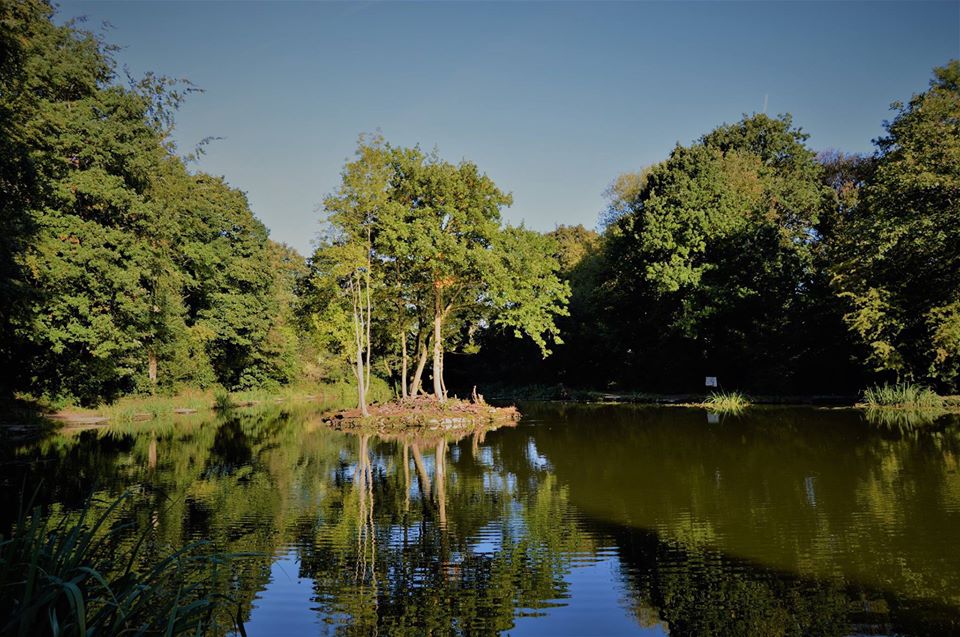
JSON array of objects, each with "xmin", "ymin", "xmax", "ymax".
[
  {"xmin": 489, "ymin": 226, "xmax": 570, "ymax": 356},
  {"xmin": 0, "ymin": 3, "xmax": 308, "ymax": 402},
  {"xmin": 309, "ymin": 136, "xmax": 570, "ymax": 397},
  {"xmin": 831, "ymin": 61, "xmax": 960, "ymax": 388}
]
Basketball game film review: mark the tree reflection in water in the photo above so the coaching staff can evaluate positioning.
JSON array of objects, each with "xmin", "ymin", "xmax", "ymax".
[{"xmin": 2, "ymin": 403, "xmax": 960, "ymax": 635}]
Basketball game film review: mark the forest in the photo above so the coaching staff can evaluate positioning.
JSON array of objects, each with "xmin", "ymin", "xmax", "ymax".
[{"xmin": 2, "ymin": 1, "xmax": 958, "ymax": 407}]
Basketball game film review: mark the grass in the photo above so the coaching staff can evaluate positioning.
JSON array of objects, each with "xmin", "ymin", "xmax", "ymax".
[
  {"xmin": 0, "ymin": 492, "xmax": 243, "ymax": 636},
  {"xmin": 10, "ymin": 380, "xmax": 394, "ymax": 427},
  {"xmin": 703, "ymin": 390, "xmax": 751, "ymax": 414},
  {"xmin": 862, "ymin": 382, "xmax": 944, "ymax": 410}
]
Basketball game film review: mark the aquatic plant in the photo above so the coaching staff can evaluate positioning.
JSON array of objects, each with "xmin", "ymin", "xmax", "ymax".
[
  {"xmin": 0, "ymin": 492, "xmax": 241, "ymax": 636},
  {"xmin": 703, "ymin": 391, "xmax": 751, "ymax": 413},
  {"xmin": 862, "ymin": 383, "xmax": 943, "ymax": 409},
  {"xmin": 214, "ymin": 389, "xmax": 235, "ymax": 411}
]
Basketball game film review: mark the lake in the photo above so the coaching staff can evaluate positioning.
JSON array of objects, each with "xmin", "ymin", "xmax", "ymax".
[{"xmin": 2, "ymin": 402, "xmax": 959, "ymax": 636}]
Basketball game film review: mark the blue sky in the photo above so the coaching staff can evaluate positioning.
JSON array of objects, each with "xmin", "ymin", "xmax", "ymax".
[{"xmin": 60, "ymin": 1, "xmax": 959, "ymax": 255}]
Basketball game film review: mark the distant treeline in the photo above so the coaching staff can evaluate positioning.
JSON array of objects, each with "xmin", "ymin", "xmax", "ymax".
[
  {"xmin": 1, "ymin": 3, "xmax": 957, "ymax": 404},
  {"xmin": 454, "ymin": 62, "xmax": 960, "ymax": 395}
]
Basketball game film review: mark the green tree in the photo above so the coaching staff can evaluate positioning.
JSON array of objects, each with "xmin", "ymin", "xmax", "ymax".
[
  {"xmin": 310, "ymin": 139, "xmax": 569, "ymax": 402},
  {"xmin": 597, "ymin": 114, "xmax": 837, "ymax": 391},
  {"xmin": 384, "ymin": 145, "xmax": 569, "ymax": 399},
  {"xmin": 831, "ymin": 61, "xmax": 960, "ymax": 390},
  {"xmin": 313, "ymin": 135, "xmax": 399, "ymax": 414},
  {"xmin": 0, "ymin": 2, "xmax": 308, "ymax": 402}
]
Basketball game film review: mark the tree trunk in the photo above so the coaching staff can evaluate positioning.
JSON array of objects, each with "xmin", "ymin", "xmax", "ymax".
[
  {"xmin": 410, "ymin": 338, "xmax": 428, "ymax": 397},
  {"xmin": 400, "ymin": 330, "xmax": 409, "ymax": 400},
  {"xmin": 364, "ymin": 236, "xmax": 372, "ymax": 399},
  {"xmin": 352, "ymin": 276, "xmax": 369, "ymax": 417},
  {"xmin": 355, "ymin": 340, "xmax": 367, "ymax": 415},
  {"xmin": 439, "ymin": 349, "xmax": 448, "ymax": 400},
  {"xmin": 432, "ymin": 292, "xmax": 444, "ymax": 400},
  {"xmin": 148, "ymin": 350, "xmax": 157, "ymax": 390}
]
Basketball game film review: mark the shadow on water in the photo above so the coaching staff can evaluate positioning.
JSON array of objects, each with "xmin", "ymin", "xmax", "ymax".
[{"xmin": 1, "ymin": 402, "xmax": 959, "ymax": 635}]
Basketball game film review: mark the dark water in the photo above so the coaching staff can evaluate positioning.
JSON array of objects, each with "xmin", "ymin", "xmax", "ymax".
[{"xmin": 2, "ymin": 403, "xmax": 960, "ymax": 636}]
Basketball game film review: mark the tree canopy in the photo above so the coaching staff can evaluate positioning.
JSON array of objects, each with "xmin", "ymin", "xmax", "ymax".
[
  {"xmin": 307, "ymin": 137, "xmax": 570, "ymax": 405},
  {"xmin": 0, "ymin": 0, "xmax": 306, "ymax": 404},
  {"xmin": 1, "ymin": 1, "xmax": 956, "ymax": 403},
  {"xmin": 830, "ymin": 61, "xmax": 960, "ymax": 388}
]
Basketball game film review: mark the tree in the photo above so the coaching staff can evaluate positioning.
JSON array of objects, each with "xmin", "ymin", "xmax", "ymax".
[
  {"xmin": 596, "ymin": 114, "xmax": 837, "ymax": 391},
  {"xmin": 831, "ymin": 61, "xmax": 960, "ymax": 390},
  {"xmin": 313, "ymin": 136, "xmax": 398, "ymax": 414},
  {"xmin": 0, "ymin": 2, "xmax": 309, "ymax": 403},
  {"xmin": 310, "ymin": 139, "xmax": 570, "ymax": 403},
  {"xmin": 385, "ymin": 146, "xmax": 569, "ymax": 400}
]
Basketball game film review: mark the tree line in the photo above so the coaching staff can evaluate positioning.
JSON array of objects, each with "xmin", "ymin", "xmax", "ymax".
[
  {"xmin": 2, "ymin": 2, "xmax": 957, "ymax": 405},
  {"xmin": 457, "ymin": 61, "xmax": 960, "ymax": 396},
  {"xmin": 1, "ymin": 1, "xmax": 307, "ymax": 404}
]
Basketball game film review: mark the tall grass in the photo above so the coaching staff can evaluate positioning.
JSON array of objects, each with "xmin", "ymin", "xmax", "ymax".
[
  {"xmin": 703, "ymin": 391, "xmax": 751, "ymax": 414},
  {"xmin": 862, "ymin": 382, "xmax": 944, "ymax": 409},
  {"xmin": 0, "ymin": 492, "xmax": 242, "ymax": 636}
]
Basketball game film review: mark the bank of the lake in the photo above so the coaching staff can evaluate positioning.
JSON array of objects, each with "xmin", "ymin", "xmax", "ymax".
[{"xmin": 0, "ymin": 382, "xmax": 388, "ymax": 432}]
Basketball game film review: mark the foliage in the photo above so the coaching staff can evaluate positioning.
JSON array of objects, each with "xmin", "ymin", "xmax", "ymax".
[
  {"xmin": 308, "ymin": 137, "xmax": 570, "ymax": 402},
  {"xmin": 2, "ymin": 1, "xmax": 957, "ymax": 405},
  {"xmin": 0, "ymin": 492, "xmax": 239, "ymax": 636},
  {"xmin": 703, "ymin": 390, "xmax": 751, "ymax": 413},
  {"xmin": 0, "ymin": 1, "xmax": 311, "ymax": 404},
  {"xmin": 862, "ymin": 382, "xmax": 944, "ymax": 409},
  {"xmin": 454, "ymin": 64, "xmax": 957, "ymax": 398},
  {"xmin": 573, "ymin": 114, "xmax": 843, "ymax": 392},
  {"xmin": 830, "ymin": 61, "xmax": 960, "ymax": 390}
]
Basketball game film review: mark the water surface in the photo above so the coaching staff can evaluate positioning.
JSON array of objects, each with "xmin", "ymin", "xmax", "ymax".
[{"xmin": 2, "ymin": 403, "xmax": 959, "ymax": 635}]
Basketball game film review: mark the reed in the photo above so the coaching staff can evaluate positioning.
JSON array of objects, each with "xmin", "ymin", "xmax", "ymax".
[
  {"xmin": 703, "ymin": 391, "xmax": 751, "ymax": 413},
  {"xmin": 862, "ymin": 382, "xmax": 943, "ymax": 410},
  {"xmin": 0, "ymin": 492, "xmax": 242, "ymax": 636}
]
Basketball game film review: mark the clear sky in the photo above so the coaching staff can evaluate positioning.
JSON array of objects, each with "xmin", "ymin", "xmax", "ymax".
[{"xmin": 59, "ymin": 1, "xmax": 959, "ymax": 255}]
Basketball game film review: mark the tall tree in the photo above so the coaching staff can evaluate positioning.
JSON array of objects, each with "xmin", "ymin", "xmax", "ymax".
[
  {"xmin": 314, "ymin": 136, "xmax": 398, "ymax": 414},
  {"xmin": 386, "ymin": 147, "xmax": 568, "ymax": 400},
  {"xmin": 311, "ymin": 139, "xmax": 570, "ymax": 403},
  {"xmin": 0, "ymin": 2, "xmax": 309, "ymax": 402},
  {"xmin": 597, "ymin": 114, "xmax": 836, "ymax": 391},
  {"xmin": 831, "ymin": 61, "xmax": 960, "ymax": 390}
]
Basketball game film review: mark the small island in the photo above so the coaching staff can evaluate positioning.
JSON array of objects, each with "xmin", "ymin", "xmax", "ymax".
[{"xmin": 321, "ymin": 394, "xmax": 520, "ymax": 434}]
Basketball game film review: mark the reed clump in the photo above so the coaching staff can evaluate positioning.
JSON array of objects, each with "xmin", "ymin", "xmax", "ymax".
[
  {"xmin": 862, "ymin": 382, "xmax": 944, "ymax": 410},
  {"xmin": 0, "ymin": 493, "xmax": 241, "ymax": 636},
  {"xmin": 703, "ymin": 391, "xmax": 751, "ymax": 414}
]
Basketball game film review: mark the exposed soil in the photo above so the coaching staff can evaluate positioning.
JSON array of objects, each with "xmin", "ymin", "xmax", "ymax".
[{"xmin": 320, "ymin": 395, "xmax": 520, "ymax": 434}]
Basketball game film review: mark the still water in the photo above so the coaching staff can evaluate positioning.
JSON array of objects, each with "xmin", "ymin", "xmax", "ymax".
[{"xmin": 2, "ymin": 403, "xmax": 960, "ymax": 636}]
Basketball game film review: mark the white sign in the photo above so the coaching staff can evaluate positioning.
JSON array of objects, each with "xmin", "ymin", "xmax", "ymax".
[{"xmin": 705, "ymin": 376, "xmax": 718, "ymax": 387}]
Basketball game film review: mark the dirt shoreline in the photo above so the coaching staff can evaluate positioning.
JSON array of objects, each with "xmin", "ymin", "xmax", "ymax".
[{"xmin": 320, "ymin": 396, "xmax": 520, "ymax": 434}]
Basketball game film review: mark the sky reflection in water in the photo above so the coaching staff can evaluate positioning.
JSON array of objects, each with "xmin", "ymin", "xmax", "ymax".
[{"xmin": 2, "ymin": 403, "xmax": 959, "ymax": 635}]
